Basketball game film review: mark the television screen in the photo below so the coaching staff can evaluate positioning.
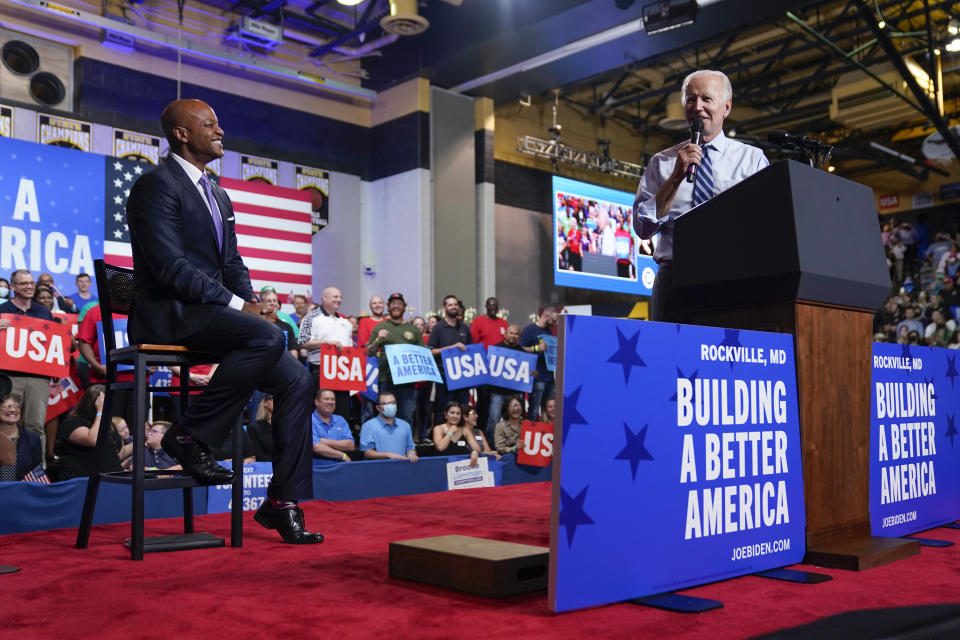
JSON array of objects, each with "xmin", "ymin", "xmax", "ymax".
[{"xmin": 552, "ymin": 176, "xmax": 657, "ymax": 295}]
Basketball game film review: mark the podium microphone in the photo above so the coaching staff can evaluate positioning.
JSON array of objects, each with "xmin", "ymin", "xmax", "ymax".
[{"xmin": 685, "ymin": 118, "xmax": 704, "ymax": 184}]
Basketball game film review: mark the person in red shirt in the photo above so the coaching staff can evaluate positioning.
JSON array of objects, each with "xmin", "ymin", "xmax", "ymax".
[
  {"xmin": 469, "ymin": 297, "xmax": 508, "ymax": 347},
  {"xmin": 76, "ymin": 304, "xmax": 140, "ymax": 434},
  {"xmin": 355, "ymin": 295, "xmax": 385, "ymax": 349},
  {"xmin": 470, "ymin": 297, "xmax": 509, "ymax": 430}
]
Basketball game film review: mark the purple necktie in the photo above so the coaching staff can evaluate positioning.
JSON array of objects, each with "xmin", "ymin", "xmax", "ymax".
[{"xmin": 198, "ymin": 174, "xmax": 223, "ymax": 251}]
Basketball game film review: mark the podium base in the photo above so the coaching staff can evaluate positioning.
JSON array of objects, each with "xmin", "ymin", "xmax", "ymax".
[{"xmin": 804, "ymin": 535, "xmax": 920, "ymax": 571}]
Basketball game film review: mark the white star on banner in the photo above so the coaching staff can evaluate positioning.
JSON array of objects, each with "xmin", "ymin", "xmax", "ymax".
[
  {"xmin": 124, "ymin": 189, "xmax": 130, "ymax": 197},
  {"xmin": 113, "ymin": 196, "xmax": 123, "ymax": 205},
  {"xmin": 113, "ymin": 179, "xmax": 122, "ymax": 188},
  {"xmin": 134, "ymin": 165, "xmax": 143, "ymax": 174},
  {"xmin": 123, "ymin": 172, "xmax": 132, "ymax": 181},
  {"xmin": 114, "ymin": 212, "xmax": 123, "ymax": 221},
  {"xmin": 113, "ymin": 229, "xmax": 123, "ymax": 239},
  {"xmin": 113, "ymin": 161, "xmax": 122, "ymax": 171}
]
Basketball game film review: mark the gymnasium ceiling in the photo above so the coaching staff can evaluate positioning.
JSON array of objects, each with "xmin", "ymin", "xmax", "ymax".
[
  {"xmin": 14, "ymin": 0, "xmax": 959, "ymax": 179},
  {"xmin": 201, "ymin": 0, "xmax": 960, "ymax": 180}
]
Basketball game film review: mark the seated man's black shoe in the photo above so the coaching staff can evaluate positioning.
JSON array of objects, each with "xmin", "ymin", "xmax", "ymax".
[
  {"xmin": 160, "ymin": 429, "xmax": 234, "ymax": 485},
  {"xmin": 254, "ymin": 501, "xmax": 325, "ymax": 544}
]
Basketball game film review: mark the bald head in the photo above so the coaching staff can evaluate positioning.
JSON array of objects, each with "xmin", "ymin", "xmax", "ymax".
[
  {"xmin": 160, "ymin": 99, "xmax": 224, "ymax": 169},
  {"xmin": 321, "ymin": 286, "xmax": 341, "ymax": 314}
]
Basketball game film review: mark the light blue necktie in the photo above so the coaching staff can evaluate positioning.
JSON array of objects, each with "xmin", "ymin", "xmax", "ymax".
[
  {"xmin": 692, "ymin": 145, "xmax": 714, "ymax": 207},
  {"xmin": 198, "ymin": 174, "xmax": 223, "ymax": 251}
]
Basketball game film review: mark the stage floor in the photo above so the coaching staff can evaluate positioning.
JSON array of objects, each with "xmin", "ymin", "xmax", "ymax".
[{"xmin": 3, "ymin": 482, "xmax": 960, "ymax": 639}]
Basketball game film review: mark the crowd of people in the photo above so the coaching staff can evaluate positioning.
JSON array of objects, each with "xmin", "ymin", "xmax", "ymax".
[
  {"xmin": 0, "ymin": 271, "xmax": 558, "ymax": 481},
  {"xmin": 875, "ymin": 216, "xmax": 960, "ymax": 348},
  {"xmin": 4, "ymin": 213, "xmax": 958, "ymax": 483}
]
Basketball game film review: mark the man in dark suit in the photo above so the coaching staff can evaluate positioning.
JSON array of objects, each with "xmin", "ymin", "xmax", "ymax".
[{"xmin": 126, "ymin": 99, "xmax": 322, "ymax": 544}]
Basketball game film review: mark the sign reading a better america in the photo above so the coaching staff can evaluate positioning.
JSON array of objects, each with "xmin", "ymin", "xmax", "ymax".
[
  {"xmin": 550, "ymin": 316, "xmax": 805, "ymax": 613},
  {"xmin": 870, "ymin": 343, "xmax": 960, "ymax": 536}
]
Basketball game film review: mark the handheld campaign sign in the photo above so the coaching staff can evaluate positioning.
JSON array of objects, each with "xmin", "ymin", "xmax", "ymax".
[
  {"xmin": 550, "ymin": 316, "xmax": 805, "ymax": 613},
  {"xmin": 870, "ymin": 343, "xmax": 960, "ymax": 536},
  {"xmin": 46, "ymin": 372, "xmax": 82, "ymax": 421},
  {"xmin": 384, "ymin": 344, "xmax": 442, "ymax": 384},
  {"xmin": 97, "ymin": 318, "xmax": 133, "ymax": 372},
  {"xmin": 359, "ymin": 356, "xmax": 380, "ymax": 401},
  {"xmin": 517, "ymin": 421, "xmax": 554, "ymax": 467},
  {"xmin": 445, "ymin": 456, "xmax": 496, "ymax": 490},
  {"xmin": 440, "ymin": 344, "xmax": 490, "ymax": 390},
  {"xmin": 318, "ymin": 344, "xmax": 368, "ymax": 392},
  {"xmin": 542, "ymin": 335, "xmax": 558, "ymax": 372},
  {"xmin": 486, "ymin": 346, "xmax": 536, "ymax": 393},
  {"xmin": 0, "ymin": 315, "xmax": 71, "ymax": 378}
]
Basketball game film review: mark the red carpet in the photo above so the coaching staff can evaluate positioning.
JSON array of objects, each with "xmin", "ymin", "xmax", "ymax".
[{"xmin": 3, "ymin": 482, "xmax": 960, "ymax": 639}]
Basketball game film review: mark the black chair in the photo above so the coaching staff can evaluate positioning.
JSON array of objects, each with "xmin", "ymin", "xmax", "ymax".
[{"xmin": 75, "ymin": 259, "xmax": 244, "ymax": 560}]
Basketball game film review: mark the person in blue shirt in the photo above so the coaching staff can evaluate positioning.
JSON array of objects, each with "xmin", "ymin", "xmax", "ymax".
[
  {"xmin": 519, "ymin": 307, "xmax": 558, "ymax": 421},
  {"xmin": 359, "ymin": 392, "xmax": 418, "ymax": 462},
  {"xmin": 311, "ymin": 388, "xmax": 354, "ymax": 461}
]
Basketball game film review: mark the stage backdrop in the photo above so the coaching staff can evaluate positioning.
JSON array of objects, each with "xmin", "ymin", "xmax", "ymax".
[
  {"xmin": 0, "ymin": 137, "xmax": 312, "ymax": 303},
  {"xmin": 870, "ymin": 342, "xmax": 960, "ymax": 536},
  {"xmin": 550, "ymin": 315, "xmax": 806, "ymax": 613}
]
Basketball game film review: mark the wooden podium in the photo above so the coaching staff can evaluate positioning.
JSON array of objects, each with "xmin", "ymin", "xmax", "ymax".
[{"xmin": 672, "ymin": 160, "xmax": 919, "ymax": 569}]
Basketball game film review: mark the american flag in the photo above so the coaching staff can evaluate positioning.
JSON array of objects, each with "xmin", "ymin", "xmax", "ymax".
[
  {"xmin": 23, "ymin": 465, "xmax": 51, "ymax": 484},
  {"xmin": 103, "ymin": 158, "xmax": 313, "ymax": 303}
]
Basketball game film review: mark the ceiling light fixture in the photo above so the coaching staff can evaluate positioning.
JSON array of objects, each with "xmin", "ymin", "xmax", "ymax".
[{"xmin": 337, "ymin": 0, "xmax": 364, "ymax": 6}]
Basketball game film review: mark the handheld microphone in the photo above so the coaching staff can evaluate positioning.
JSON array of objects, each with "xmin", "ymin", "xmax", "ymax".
[{"xmin": 685, "ymin": 118, "xmax": 704, "ymax": 184}]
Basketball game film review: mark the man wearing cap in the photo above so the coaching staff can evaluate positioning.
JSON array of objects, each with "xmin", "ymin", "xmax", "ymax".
[
  {"xmin": 365, "ymin": 292, "xmax": 421, "ymax": 427},
  {"xmin": 299, "ymin": 285, "xmax": 353, "ymax": 421}
]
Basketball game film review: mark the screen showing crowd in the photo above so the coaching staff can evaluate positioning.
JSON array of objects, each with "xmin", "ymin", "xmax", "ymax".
[{"xmin": 552, "ymin": 176, "xmax": 658, "ymax": 295}]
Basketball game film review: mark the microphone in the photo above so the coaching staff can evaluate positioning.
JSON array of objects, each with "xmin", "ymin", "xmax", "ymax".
[
  {"xmin": 685, "ymin": 118, "xmax": 704, "ymax": 184},
  {"xmin": 768, "ymin": 130, "xmax": 825, "ymax": 154}
]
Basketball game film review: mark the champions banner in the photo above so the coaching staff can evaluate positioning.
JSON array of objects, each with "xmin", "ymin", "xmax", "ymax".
[
  {"xmin": 870, "ymin": 343, "xmax": 960, "ymax": 536},
  {"xmin": 317, "ymin": 344, "xmax": 368, "ymax": 392},
  {"xmin": 551, "ymin": 316, "xmax": 806, "ymax": 613},
  {"xmin": 0, "ymin": 314, "xmax": 71, "ymax": 378}
]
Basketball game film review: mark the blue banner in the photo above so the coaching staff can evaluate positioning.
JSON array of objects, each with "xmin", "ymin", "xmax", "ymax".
[
  {"xmin": 486, "ymin": 345, "xmax": 536, "ymax": 393},
  {"xmin": 551, "ymin": 316, "xmax": 805, "ymax": 613},
  {"xmin": 440, "ymin": 344, "xmax": 490, "ymax": 390},
  {"xmin": 543, "ymin": 335, "xmax": 558, "ymax": 372},
  {"xmin": 869, "ymin": 343, "xmax": 960, "ymax": 536},
  {"xmin": 0, "ymin": 137, "xmax": 103, "ymax": 281},
  {"xmin": 360, "ymin": 356, "xmax": 380, "ymax": 401},
  {"xmin": 207, "ymin": 461, "xmax": 272, "ymax": 513},
  {"xmin": 384, "ymin": 344, "xmax": 442, "ymax": 384}
]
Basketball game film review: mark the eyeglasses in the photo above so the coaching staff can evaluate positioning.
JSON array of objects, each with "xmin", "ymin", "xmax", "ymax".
[
  {"xmin": 146, "ymin": 428, "xmax": 165, "ymax": 435},
  {"xmin": 13, "ymin": 281, "xmax": 35, "ymax": 287}
]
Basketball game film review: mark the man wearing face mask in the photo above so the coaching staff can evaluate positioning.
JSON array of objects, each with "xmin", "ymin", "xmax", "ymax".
[
  {"xmin": 633, "ymin": 69, "xmax": 768, "ymax": 323},
  {"xmin": 359, "ymin": 392, "xmax": 417, "ymax": 462}
]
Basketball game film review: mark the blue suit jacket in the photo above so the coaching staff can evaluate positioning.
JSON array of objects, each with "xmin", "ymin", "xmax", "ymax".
[{"xmin": 125, "ymin": 157, "xmax": 254, "ymax": 344}]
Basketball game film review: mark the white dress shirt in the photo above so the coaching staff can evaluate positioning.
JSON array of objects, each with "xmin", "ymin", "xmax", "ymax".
[{"xmin": 633, "ymin": 131, "xmax": 768, "ymax": 264}]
